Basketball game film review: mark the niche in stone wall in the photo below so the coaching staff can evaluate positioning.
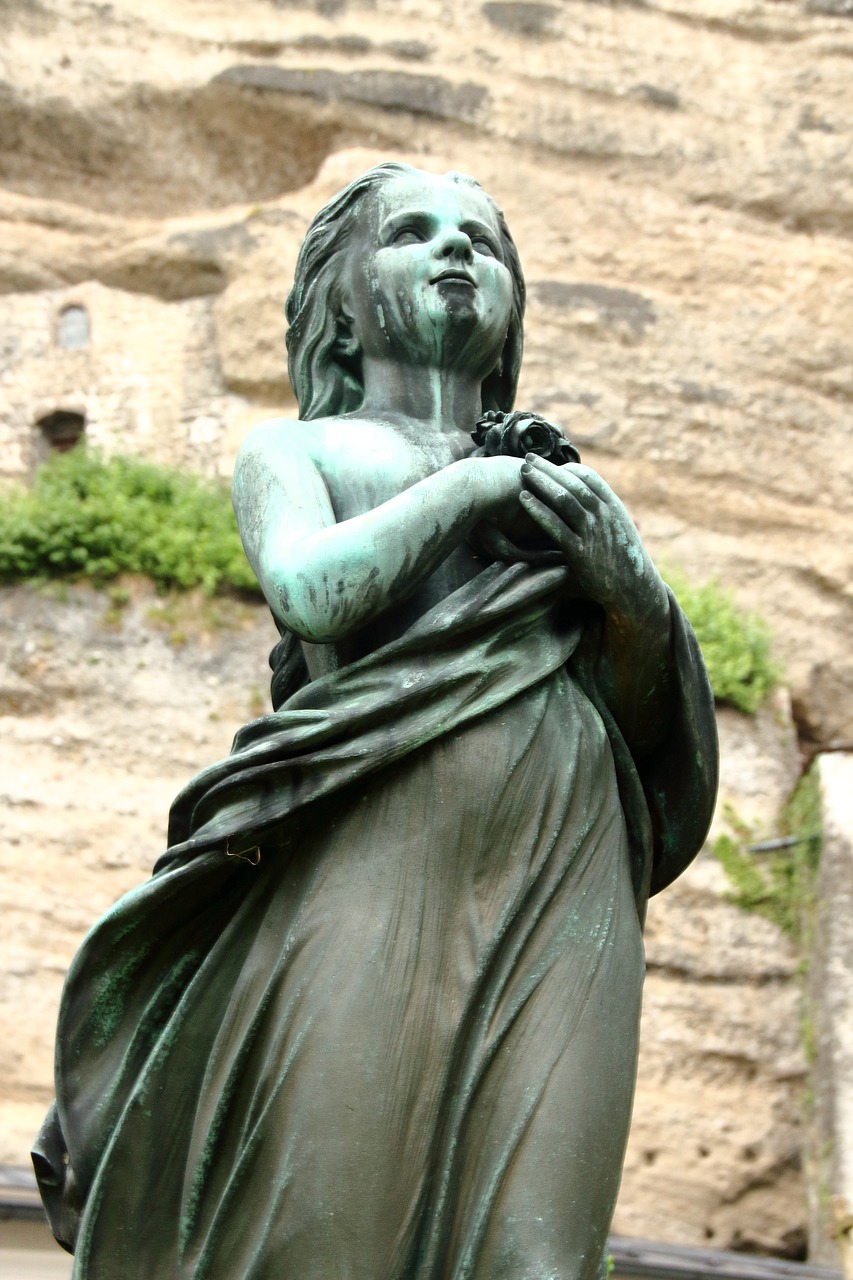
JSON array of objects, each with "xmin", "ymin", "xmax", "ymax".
[
  {"xmin": 34, "ymin": 409, "xmax": 86, "ymax": 457},
  {"xmin": 56, "ymin": 304, "xmax": 90, "ymax": 349}
]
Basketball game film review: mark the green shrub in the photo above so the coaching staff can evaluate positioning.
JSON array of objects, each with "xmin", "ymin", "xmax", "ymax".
[
  {"xmin": 666, "ymin": 571, "xmax": 778, "ymax": 713},
  {"xmin": 0, "ymin": 449, "xmax": 260, "ymax": 596}
]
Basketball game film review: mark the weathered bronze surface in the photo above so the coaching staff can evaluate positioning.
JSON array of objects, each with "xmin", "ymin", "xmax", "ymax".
[{"xmin": 35, "ymin": 164, "xmax": 718, "ymax": 1279}]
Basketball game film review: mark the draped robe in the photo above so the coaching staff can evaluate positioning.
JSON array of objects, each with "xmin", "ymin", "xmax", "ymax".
[{"xmin": 34, "ymin": 560, "xmax": 717, "ymax": 1280}]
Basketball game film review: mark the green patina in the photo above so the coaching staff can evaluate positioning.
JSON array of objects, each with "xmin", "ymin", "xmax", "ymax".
[{"xmin": 88, "ymin": 941, "xmax": 155, "ymax": 1049}]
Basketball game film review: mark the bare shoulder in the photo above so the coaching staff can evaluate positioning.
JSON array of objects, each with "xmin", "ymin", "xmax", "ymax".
[
  {"xmin": 234, "ymin": 413, "xmax": 447, "ymax": 527},
  {"xmin": 236, "ymin": 414, "xmax": 396, "ymax": 468},
  {"xmin": 232, "ymin": 418, "xmax": 339, "ymax": 566},
  {"xmin": 235, "ymin": 416, "xmax": 315, "ymax": 470},
  {"xmin": 233, "ymin": 417, "xmax": 338, "ymax": 510}
]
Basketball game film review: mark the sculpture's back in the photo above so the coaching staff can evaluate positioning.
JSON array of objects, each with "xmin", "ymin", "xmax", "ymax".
[{"xmin": 35, "ymin": 164, "xmax": 718, "ymax": 1280}]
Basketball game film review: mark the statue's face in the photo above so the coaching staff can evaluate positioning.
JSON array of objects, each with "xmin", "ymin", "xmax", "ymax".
[{"xmin": 344, "ymin": 171, "xmax": 514, "ymax": 377}]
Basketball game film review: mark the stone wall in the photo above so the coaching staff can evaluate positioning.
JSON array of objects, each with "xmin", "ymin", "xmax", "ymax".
[{"xmin": 0, "ymin": 284, "xmax": 232, "ymax": 480}]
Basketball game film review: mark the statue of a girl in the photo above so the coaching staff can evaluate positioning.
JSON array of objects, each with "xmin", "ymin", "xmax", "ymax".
[{"xmin": 35, "ymin": 164, "xmax": 718, "ymax": 1280}]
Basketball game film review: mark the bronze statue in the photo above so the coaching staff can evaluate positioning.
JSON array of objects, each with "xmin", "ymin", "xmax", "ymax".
[{"xmin": 35, "ymin": 164, "xmax": 718, "ymax": 1279}]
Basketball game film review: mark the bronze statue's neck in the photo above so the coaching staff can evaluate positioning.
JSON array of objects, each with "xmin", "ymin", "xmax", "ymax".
[{"xmin": 357, "ymin": 356, "xmax": 484, "ymax": 436}]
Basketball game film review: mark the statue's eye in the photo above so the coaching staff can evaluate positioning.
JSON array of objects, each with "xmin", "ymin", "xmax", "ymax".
[
  {"xmin": 472, "ymin": 235, "xmax": 498, "ymax": 258},
  {"xmin": 391, "ymin": 226, "xmax": 424, "ymax": 246}
]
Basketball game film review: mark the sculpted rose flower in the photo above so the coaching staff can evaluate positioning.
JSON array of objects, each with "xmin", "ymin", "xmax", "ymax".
[
  {"xmin": 471, "ymin": 410, "xmax": 581, "ymax": 465},
  {"xmin": 468, "ymin": 409, "xmax": 581, "ymax": 465}
]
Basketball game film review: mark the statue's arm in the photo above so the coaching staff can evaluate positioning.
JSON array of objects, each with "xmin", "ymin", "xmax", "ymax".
[
  {"xmin": 232, "ymin": 421, "xmax": 522, "ymax": 643},
  {"xmin": 518, "ymin": 456, "xmax": 675, "ymax": 757}
]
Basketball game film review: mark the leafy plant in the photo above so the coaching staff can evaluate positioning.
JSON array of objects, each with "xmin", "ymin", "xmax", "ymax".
[
  {"xmin": 0, "ymin": 449, "xmax": 260, "ymax": 597},
  {"xmin": 712, "ymin": 771, "xmax": 822, "ymax": 944},
  {"xmin": 666, "ymin": 571, "xmax": 778, "ymax": 713}
]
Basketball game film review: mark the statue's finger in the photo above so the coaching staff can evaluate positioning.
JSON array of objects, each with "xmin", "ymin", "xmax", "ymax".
[
  {"xmin": 475, "ymin": 523, "xmax": 520, "ymax": 563},
  {"xmin": 522, "ymin": 464, "xmax": 595, "ymax": 516},
  {"xmin": 525, "ymin": 454, "xmax": 604, "ymax": 485},
  {"xmin": 519, "ymin": 491, "xmax": 585, "ymax": 558},
  {"xmin": 522, "ymin": 454, "xmax": 576, "ymax": 488},
  {"xmin": 529, "ymin": 456, "xmax": 618, "ymax": 507},
  {"xmin": 565, "ymin": 465, "xmax": 618, "ymax": 505}
]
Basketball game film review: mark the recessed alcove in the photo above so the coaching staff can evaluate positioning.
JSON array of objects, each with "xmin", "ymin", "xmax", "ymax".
[
  {"xmin": 57, "ymin": 305, "xmax": 90, "ymax": 350},
  {"xmin": 34, "ymin": 409, "xmax": 86, "ymax": 456}
]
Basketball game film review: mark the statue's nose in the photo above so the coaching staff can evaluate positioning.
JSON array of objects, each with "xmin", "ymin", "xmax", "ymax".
[{"xmin": 436, "ymin": 227, "xmax": 473, "ymax": 260}]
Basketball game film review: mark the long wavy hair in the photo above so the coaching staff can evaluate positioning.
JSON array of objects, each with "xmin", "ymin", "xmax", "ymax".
[{"xmin": 285, "ymin": 163, "xmax": 526, "ymax": 420}]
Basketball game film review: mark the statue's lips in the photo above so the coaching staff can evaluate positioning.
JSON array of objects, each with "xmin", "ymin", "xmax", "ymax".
[{"xmin": 431, "ymin": 270, "xmax": 475, "ymax": 286}]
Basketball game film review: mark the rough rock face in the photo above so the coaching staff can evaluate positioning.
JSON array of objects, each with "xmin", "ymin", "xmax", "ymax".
[
  {"xmin": 0, "ymin": 584, "xmax": 273, "ymax": 1172},
  {"xmin": 1, "ymin": 0, "xmax": 850, "ymax": 1260}
]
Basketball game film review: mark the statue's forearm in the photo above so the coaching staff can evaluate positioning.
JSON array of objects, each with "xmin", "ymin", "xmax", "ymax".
[{"xmin": 257, "ymin": 458, "xmax": 509, "ymax": 643}]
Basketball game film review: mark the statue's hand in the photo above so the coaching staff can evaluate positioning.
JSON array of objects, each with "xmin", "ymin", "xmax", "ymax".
[
  {"xmin": 471, "ymin": 455, "xmax": 559, "ymax": 562},
  {"xmin": 519, "ymin": 456, "xmax": 668, "ymax": 628},
  {"xmin": 471, "ymin": 520, "xmax": 564, "ymax": 566}
]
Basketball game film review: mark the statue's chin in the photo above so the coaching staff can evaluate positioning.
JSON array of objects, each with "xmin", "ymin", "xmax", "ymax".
[
  {"xmin": 434, "ymin": 322, "xmax": 506, "ymax": 381},
  {"xmin": 375, "ymin": 295, "xmax": 505, "ymax": 383}
]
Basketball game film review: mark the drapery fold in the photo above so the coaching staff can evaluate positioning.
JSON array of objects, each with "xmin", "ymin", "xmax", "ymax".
[{"xmin": 34, "ymin": 560, "xmax": 717, "ymax": 1276}]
